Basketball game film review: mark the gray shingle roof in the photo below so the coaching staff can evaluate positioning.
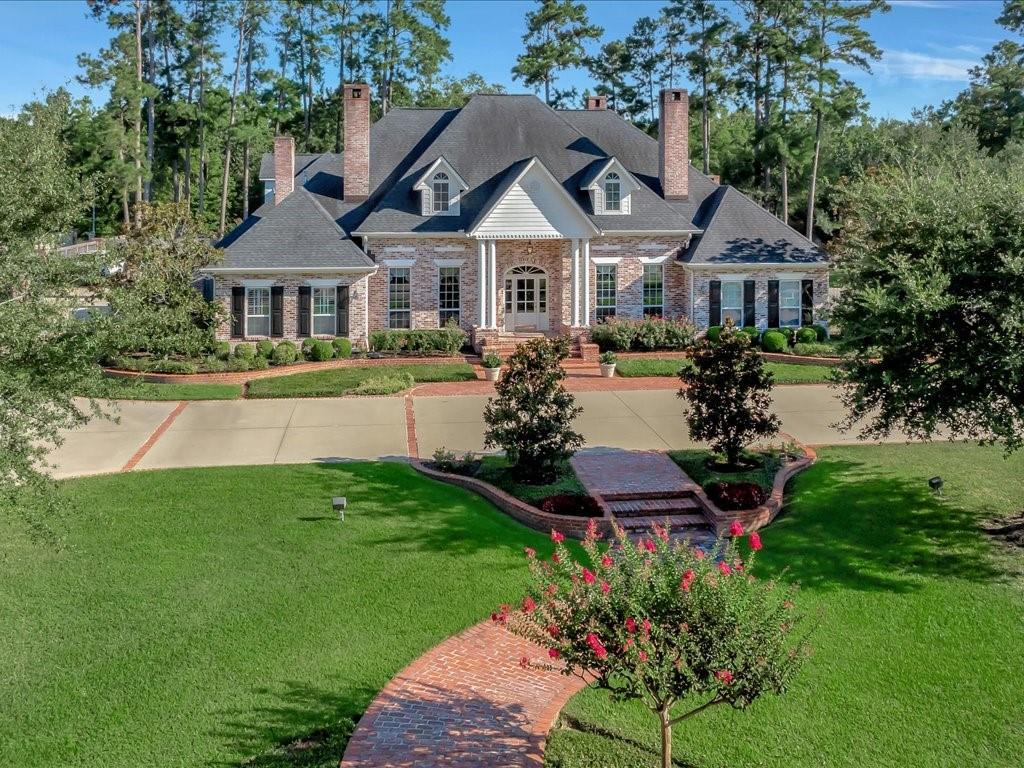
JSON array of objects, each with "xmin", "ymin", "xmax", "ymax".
[{"xmin": 681, "ymin": 186, "xmax": 826, "ymax": 265}]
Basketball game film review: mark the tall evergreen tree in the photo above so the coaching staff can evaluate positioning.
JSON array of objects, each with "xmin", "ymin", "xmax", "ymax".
[
  {"xmin": 625, "ymin": 16, "xmax": 664, "ymax": 129},
  {"xmin": 587, "ymin": 40, "xmax": 635, "ymax": 115},
  {"xmin": 512, "ymin": 0, "xmax": 602, "ymax": 107}
]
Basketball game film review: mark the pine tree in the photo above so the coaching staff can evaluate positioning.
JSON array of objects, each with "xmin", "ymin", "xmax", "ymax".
[
  {"xmin": 512, "ymin": 0, "xmax": 602, "ymax": 107},
  {"xmin": 587, "ymin": 40, "xmax": 635, "ymax": 114},
  {"xmin": 625, "ymin": 16, "xmax": 663, "ymax": 129}
]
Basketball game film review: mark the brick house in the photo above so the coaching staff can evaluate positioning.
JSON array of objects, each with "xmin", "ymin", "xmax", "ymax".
[{"xmin": 208, "ymin": 86, "xmax": 828, "ymax": 352}]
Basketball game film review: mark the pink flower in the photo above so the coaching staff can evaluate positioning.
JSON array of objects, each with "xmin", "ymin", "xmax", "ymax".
[
  {"xmin": 545, "ymin": 583, "xmax": 558, "ymax": 596},
  {"xmin": 582, "ymin": 567, "xmax": 596, "ymax": 584},
  {"xmin": 641, "ymin": 618, "xmax": 651, "ymax": 636},
  {"xmin": 625, "ymin": 617, "xmax": 638, "ymax": 634},
  {"xmin": 624, "ymin": 637, "xmax": 634, "ymax": 649},
  {"xmin": 551, "ymin": 529, "xmax": 565, "ymax": 543},
  {"xmin": 551, "ymin": 553, "xmax": 560, "ymax": 564},
  {"xmin": 585, "ymin": 518, "xmax": 599, "ymax": 540},
  {"xmin": 715, "ymin": 669, "xmax": 734, "ymax": 684},
  {"xmin": 653, "ymin": 523, "xmax": 669, "ymax": 542},
  {"xmin": 681, "ymin": 569, "xmax": 695, "ymax": 591},
  {"xmin": 749, "ymin": 532, "xmax": 762, "ymax": 551},
  {"xmin": 730, "ymin": 521, "xmax": 744, "ymax": 537},
  {"xmin": 643, "ymin": 538, "xmax": 657, "ymax": 553},
  {"xmin": 718, "ymin": 560, "xmax": 732, "ymax": 576},
  {"xmin": 548, "ymin": 647, "xmax": 560, "ymax": 659},
  {"xmin": 547, "ymin": 624, "xmax": 560, "ymax": 637},
  {"xmin": 638, "ymin": 650, "xmax": 648, "ymax": 662},
  {"xmin": 601, "ymin": 554, "xmax": 614, "ymax": 568},
  {"xmin": 522, "ymin": 596, "xmax": 536, "ymax": 613},
  {"xmin": 519, "ymin": 656, "xmax": 530, "ymax": 669},
  {"xmin": 586, "ymin": 632, "xmax": 608, "ymax": 660},
  {"xmin": 734, "ymin": 560, "xmax": 744, "ymax": 572},
  {"xmin": 600, "ymin": 580, "xmax": 610, "ymax": 594},
  {"xmin": 491, "ymin": 604, "xmax": 511, "ymax": 624},
  {"xmin": 694, "ymin": 548, "xmax": 705, "ymax": 560},
  {"xmin": 524, "ymin": 547, "xmax": 536, "ymax": 558}
]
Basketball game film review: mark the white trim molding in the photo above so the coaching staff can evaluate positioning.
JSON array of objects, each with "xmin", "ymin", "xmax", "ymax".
[
  {"xmin": 433, "ymin": 258, "xmax": 466, "ymax": 268},
  {"xmin": 591, "ymin": 255, "xmax": 623, "ymax": 265},
  {"xmin": 307, "ymin": 278, "xmax": 340, "ymax": 287},
  {"xmin": 241, "ymin": 278, "xmax": 274, "ymax": 288},
  {"xmin": 639, "ymin": 254, "xmax": 671, "ymax": 264},
  {"xmin": 382, "ymin": 258, "xmax": 416, "ymax": 268},
  {"xmin": 383, "ymin": 245, "xmax": 416, "ymax": 253}
]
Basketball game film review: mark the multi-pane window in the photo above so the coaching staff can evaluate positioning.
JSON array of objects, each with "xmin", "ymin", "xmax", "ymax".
[
  {"xmin": 595, "ymin": 264, "xmax": 617, "ymax": 321},
  {"xmin": 432, "ymin": 172, "xmax": 450, "ymax": 213},
  {"xmin": 604, "ymin": 172, "xmax": 621, "ymax": 212},
  {"xmin": 312, "ymin": 286, "xmax": 336, "ymax": 335},
  {"xmin": 438, "ymin": 266, "xmax": 460, "ymax": 326},
  {"xmin": 779, "ymin": 279, "xmax": 801, "ymax": 327},
  {"xmin": 388, "ymin": 268, "xmax": 411, "ymax": 329},
  {"xmin": 245, "ymin": 287, "xmax": 270, "ymax": 337},
  {"xmin": 721, "ymin": 281, "xmax": 743, "ymax": 326},
  {"xmin": 642, "ymin": 264, "xmax": 664, "ymax": 317}
]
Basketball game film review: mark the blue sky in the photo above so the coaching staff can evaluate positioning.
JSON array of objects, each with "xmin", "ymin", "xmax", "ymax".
[{"xmin": 0, "ymin": 0, "xmax": 1008, "ymax": 119}]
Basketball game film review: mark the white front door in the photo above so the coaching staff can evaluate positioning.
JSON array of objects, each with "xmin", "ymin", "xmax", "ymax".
[{"xmin": 504, "ymin": 266, "xmax": 548, "ymax": 331}]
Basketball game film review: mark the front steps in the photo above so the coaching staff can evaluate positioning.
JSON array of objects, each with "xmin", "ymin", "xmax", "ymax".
[{"xmin": 475, "ymin": 331, "xmax": 599, "ymax": 361}]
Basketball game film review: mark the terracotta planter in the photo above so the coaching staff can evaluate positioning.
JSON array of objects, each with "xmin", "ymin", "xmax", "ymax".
[
  {"xmin": 483, "ymin": 366, "xmax": 501, "ymax": 382},
  {"xmin": 599, "ymin": 363, "xmax": 616, "ymax": 378}
]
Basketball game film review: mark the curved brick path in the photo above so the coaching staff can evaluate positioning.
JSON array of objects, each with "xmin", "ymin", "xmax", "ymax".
[{"xmin": 340, "ymin": 621, "xmax": 586, "ymax": 767}]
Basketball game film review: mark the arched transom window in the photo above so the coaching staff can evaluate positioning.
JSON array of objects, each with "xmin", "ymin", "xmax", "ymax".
[
  {"xmin": 432, "ymin": 172, "xmax": 451, "ymax": 213},
  {"xmin": 604, "ymin": 172, "xmax": 621, "ymax": 212}
]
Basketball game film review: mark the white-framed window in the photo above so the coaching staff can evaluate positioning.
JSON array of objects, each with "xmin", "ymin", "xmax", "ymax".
[
  {"xmin": 596, "ymin": 264, "xmax": 617, "ymax": 321},
  {"xmin": 438, "ymin": 266, "xmax": 460, "ymax": 326},
  {"xmin": 432, "ymin": 172, "xmax": 450, "ymax": 213},
  {"xmin": 642, "ymin": 263, "xmax": 664, "ymax": 317},
  {"xmin": 604, "ymin": 172, "xmax": 621, "ymax": 212},
  {"xmin": 389, "ymin": 267, "xmax": 411, "ymax": 329},
  {"xmin": 779, "ymin": 279, "xmax": 801, "ymax": 327},
  {"xmin": 721, "ymin": 280, "xmax": 743, "ymax": 326},
  {"xmin": 312, "ymin": 286, "xmax": 337, "ymax": 335},
  {"xmin": 245, "ymin": 287, "xmax": 270, "ymax": 337}
]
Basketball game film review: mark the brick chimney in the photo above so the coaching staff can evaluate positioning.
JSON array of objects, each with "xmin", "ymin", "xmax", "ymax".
[
  {"xmin": 658, "ymin": 88, "xmax": 689, "ymax": 200},
  {"xmin": 343, "ymin": 83, "xmax": 370, "ymax": 202},
  {"xmin": 273, "ymin": 135, "xmax": 294, "ymax": 205},
  {"xmin": 585, "ymin": 94, "xmax": 607, "ymax": 110}
]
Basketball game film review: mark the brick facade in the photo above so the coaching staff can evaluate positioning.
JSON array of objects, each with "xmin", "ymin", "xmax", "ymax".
[
  {"xmin": 343, "ymin": 84, "xmax": 370, "ymax": 201},
  {"xmin": 689, "ymin": 266, "xmax": 830, "ymax": 330},
  {"xmin": 659, "ymin": 89, "xmax": 689, "ymax": 200}
]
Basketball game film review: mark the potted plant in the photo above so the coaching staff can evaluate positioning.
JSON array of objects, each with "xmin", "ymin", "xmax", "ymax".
[
  {"xmin": 599, "ymin": 351, "xmax": 617, "ymax": 378},
  {"xmin": 481, "ymin": 352, "xmax": 502, "ymax": 382}
]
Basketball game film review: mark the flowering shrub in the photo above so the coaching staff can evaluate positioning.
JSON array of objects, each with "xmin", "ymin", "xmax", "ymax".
[
  {"xmin": 590, "ymin": 317, "xmax": 696, "ymax": 352},
  {"xmin": 538, "ymin": 494, "xmax": 602, "ymax": 518},
  {"xmin": 706, "ymin": 481, "xmax": 769, "ymax": 510},
  {"xmin": 496, "ymin": 520, "xmax": 809, "ymax": 767}
]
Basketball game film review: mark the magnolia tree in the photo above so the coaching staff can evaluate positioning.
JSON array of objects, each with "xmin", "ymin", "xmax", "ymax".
[
  {"xmin": 483, "ymin": 336, "xmax": 583, "ymax": 483},
  {"xmin": 496, "ymin": 521, "xmax": 810, "ymax": 768},
  {"xmin": 679, "ymin": 323, "xmax": 780, "ymax": 468}
]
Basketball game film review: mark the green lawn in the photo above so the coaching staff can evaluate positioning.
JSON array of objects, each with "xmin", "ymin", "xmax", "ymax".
[
  {"xmin": 546, "ymin": 443, "xmax": 1024, "ymax": 768},
  {"xmin": 0, "ymin": 463, "xmax": 551, "ymax": 768},
  {"xmin": 94, "ymin": 376, "xmax": 243, "ymax": 400},
  {"xmin": 614, "ymin": 357, "xmax": 834, "ymax": 384},
  {"xmin": 246, "ymin": 363, "xmax": 477, "ymax": 398}
]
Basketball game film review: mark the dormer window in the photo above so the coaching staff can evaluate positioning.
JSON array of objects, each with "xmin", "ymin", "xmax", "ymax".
[
  {"xmin": 432, "ymin": 172, "xmax": 451, "ymax": 213},
  {"xmin": 604, "ymin": 173, "xmax": 621, "ymax": 212}
]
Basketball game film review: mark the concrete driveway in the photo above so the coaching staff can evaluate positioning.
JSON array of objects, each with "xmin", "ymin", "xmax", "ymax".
[{"xmin": 49, "ymin": 385, "xmax": 905, "ymax": 480}]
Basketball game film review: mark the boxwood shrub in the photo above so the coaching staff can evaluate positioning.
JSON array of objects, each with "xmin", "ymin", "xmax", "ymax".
[
  {"xmin": 332, "ymin": 337, "xmax": 353, "ymax": 359},
  {"xmin": 308, "ymin": 340, "xmax": 335, "ymax": 362},
  {"xmin": 369, "ymin": 326, "xmax": 467, "ymax": 355},
  {"xmin": 589, "ymin": 317, "xmax": 695, "ymax": 352},
  {"xmin": 705, "ymin": 325, "xmax": 723, "ymax": 343},
  {"xmin": 796, "ymin": 326, "xmax": 818, "ymax": 344},
  {"xmin": 812, "ymin": 324, "xmax": 829, "ymax": 341},
  {"xmin": 233, "ymin": 343, "xmax": 256, "ymax": 361},
  {"xmin": 271, "ymin": 341, "xmax": 298, "ymax": 365},
  {"xmin": 211, "ymin": 341, "xmax": 231, "ymax": 361},
  {"xmin": 792, "ymin": 342, "xmax": 838, "ymax": 358},
  {"xmin": 256, "ymin": 339, "xmax": 275, "ymax": 359},
  {"xmin": 761, "ymin": 330, "xmax": 788, "ymax": 353}
]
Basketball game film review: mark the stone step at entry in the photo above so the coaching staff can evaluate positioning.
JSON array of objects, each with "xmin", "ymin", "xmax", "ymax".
[
  {"xmin": 605, "ymin": 494, "xmax": 702, "ymax": 518},
  {"xmin": 615, "ymin": 513, "xmax": 708, "ymax": 530}
]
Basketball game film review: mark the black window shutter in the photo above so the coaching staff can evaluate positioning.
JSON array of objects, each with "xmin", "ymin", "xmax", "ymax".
[
  {"xmin": 708, "ymin": 280, "xmax": 721, "ymax": 326},
  {"xmin": 767, "ymin": 280, "xmax": 780, "ymax": 327},
  {"xmin": 298, "ymin": 286, "xmax": 311, "ymax": 336},
  {"xmin": 202, "ymin": 276, "xmax": 215, "ymax": 302},
  {"xmin": 743, "ymin": 280, "xmax": 755, "ymax": 327},
  {"xmin": 230, "ymin": 287, "xmax": 244, "ymax": 338},
  {"xmin": 801, "ymin": 279, "xmax": 814, "ymax": 325},
  {"xmin": 271, "ymin": 286, "xmax": 284, "ymax": 337},
  {"xmin": 336, "ymin": 284, "xmax": 350, "ymax": 337}
]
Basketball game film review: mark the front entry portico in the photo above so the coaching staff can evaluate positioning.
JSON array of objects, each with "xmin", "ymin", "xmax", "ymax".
[{"xmin": 504, "ymin": 266, "xmax": 549, "ymax": 332}]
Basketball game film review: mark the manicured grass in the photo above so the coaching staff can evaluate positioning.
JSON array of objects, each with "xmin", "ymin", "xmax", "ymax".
[
  {"xmin": 0, "ymin": 463, "xmax": 552, "ymax": 768},
  {"xmin": 614, "ymin": 357, "xmax": 833, "ymax": 384},
  {"xmin": 475, "ymin": 455, "xmax": 587, "ymax": 505},
  {"xmin": 669, "ymin": 448, "xmax": 783, "ymax": 492},
  {"xmin": 94, "ymin": 376, "xmax": 243, "ymax": 400},
  {"xmin": 246, "ymin": 363, "xmax": 477, "ymax": 398},
  {"xmin": 546, "ymin": 443, "xmax": 1024, "ymax": 768}
]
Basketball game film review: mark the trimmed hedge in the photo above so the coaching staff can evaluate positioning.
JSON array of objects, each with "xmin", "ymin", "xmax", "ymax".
[
  {"xmin": 332, "ymin": 337, "xmax": 353, "ymax": 359},
  {"xmin": 812, "ymin": 324, "xmax": 829, "ymax": 341},
  {"xmin": 308, "ymin": 340, "xmax": 334, "ymax": 362},
  {"xmin": 792, "ymin": 342, "xmax": 838, "ymax": 358},
  {"xmin": 256, "ymin": 339, "xmax": 275, "ymax": 359},
  {"xmin": 271, "ymin": 341, "xmax": 298, "ymax": 365},
  {"xmin": 706, "ymin": 325, "xmax": 723, "ymax": 343},
  {"xmin": 589, "ymin": 317, "xmax": 696, "ymax": 352},
  {"xmin": 796, "ymin": 327, "xmax": 818, "ymax": 344},
  {"xmin": 761, "ymin": 330, "xmax": 788, "ymax": 353},
  {"xmin": 232, "ymin": 343, "xmax": 256, "ymax": 361},
  {"xmin": 211, "ymin": 341, "xmax": 231, "ymax": 361},
  {"xmin": 369, "ymin": 326, "xmax": 467, "ymax": 356}
]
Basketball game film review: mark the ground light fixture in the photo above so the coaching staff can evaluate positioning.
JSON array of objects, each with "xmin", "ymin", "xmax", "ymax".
[
  {"xmin": 333, "ymin": 497, "xmax": 347, "ymax": 521},
  {"xmin": 929, "ymin": 476, "xmax": 944, "ymax": 495}
]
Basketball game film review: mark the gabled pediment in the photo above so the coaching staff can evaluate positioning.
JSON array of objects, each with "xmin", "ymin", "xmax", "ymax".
[
  {"xmin": 468, "ymin": 157, "xmax": 600, "ymax": 239},
  {"xmin": 578, "ymin": 157, "xmax": 641, "ymax": 193},
  {"xmin": 412, "ymin": 156, "xmax": 468, "ymax": 191}
]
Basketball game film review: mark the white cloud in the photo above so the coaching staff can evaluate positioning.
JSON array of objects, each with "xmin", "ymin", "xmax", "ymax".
[{"xmin": 878, "ymin": 50, "xmax": 977, "ymax": 82}]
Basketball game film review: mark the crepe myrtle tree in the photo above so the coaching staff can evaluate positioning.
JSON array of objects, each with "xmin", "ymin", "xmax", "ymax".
[
  {"xmin": 497, "ymin": 520, "xmax": 810, "ymax": 768},
  {"xmin": 483, "ymin": 336, "xmax": 583, "ymax": 483},
  {"xmin": 679, "ymin": 321, "xmax": 780, "ymax": 468}
]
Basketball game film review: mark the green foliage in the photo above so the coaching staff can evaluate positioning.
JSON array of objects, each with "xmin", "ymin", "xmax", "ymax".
[
  {"xmin": 792, "ymin": 342, "xmax": 838, "ymax": 358},
  {"xmin": 481, "ymin": 353, "xmax": 502, "ymax": 369},
  {"xmin": 831, "ymin": 133, "xmax": 1024, "ymax": 449},
  {"xmin": 599, "ymin": 351, "xmax": 618, "ymax": 365},
  {"xmin": 513, "ymin": 0, "xmax": 603, "ymax": 107},
  {"xmin": 796, "ymin": 327, "xmax": 818, "ymax": 344},
  {"xmin": 680, "ymin": 327, "xmax": 781, "ymax": 467},
  {"xmin": 351, "ymin": 372, "xmax": 415, "ymax": 395},
  {"xmin": 706, "ymin": 325, "xmax": 723, "ymax": 342},
  {"xmin": 368, "ymin": 327, "xmax": 467, "ymax": 355},
  {"xmin": 590, "ymin": 317, "xmax": 695, "ymax": 352},
  {"xmin": 812, "ymin": 324, "xmax": 829, "ymax": 341},
  {"xmin": 255, "ymin": 339, "xmax": 275, "ymax": 359},
  {"xmin": 212, "ymin": 341, "xmax": 231, "ymax": 361},
  {"xmin": 308, "ymin": 339, "xmax": 335, "ymax": 362},
  {"xmin": 761, "ymin": 331, "xmax": 788, "ymax": 353},
  {"xmin": 271, "ymin": 341, "xmax": 298, "ymax": 366},
  {"xmin": 483, "ymin": 337, "xmax": 583, "ymax": 483},
  {"xmin": 232, "ymin": 343, "xmax": 255, "ymax": 361},
  {"xmin": 501, "ymin": 521, "xmax": 808, "ymax": 768},
  {"xmin": 332, "ymin": 337, "xmax": 353, "ymax": 359},
  {"xmin": 741, "ymin": 326, "xmax": 761, "ymax": 343}
]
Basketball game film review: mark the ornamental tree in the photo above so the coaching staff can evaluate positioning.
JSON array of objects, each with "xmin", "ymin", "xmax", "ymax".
[
  {"xmin": 679, "ymin": 322, "xmax": 780, "ymax": 468},
  {"xmin": 497, "ymin": 521, "xmax": 810, "ymax": 768},
  {"xmin": 483, "ymin": 336, "xmax": 583, "ymax": 484}
]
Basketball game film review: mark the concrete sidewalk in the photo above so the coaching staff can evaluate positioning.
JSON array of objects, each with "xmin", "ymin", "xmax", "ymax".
[{"xmin": 49, "ymin": 385, "xmax": 902, "ymax": 480}]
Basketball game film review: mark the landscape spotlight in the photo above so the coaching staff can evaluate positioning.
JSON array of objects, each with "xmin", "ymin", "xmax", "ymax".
[
  {"xmin": 332, "ymin": 497, "xmax": 347, "ymax": 521},
  {"xmin": 928, "ymin": 477, "xmax": 943, "ymax": 495}
]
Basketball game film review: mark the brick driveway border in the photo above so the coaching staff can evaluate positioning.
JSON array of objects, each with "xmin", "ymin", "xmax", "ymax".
[{"xmin": 341, "ymin": 620, "xmax": 586, "ymax": 767}]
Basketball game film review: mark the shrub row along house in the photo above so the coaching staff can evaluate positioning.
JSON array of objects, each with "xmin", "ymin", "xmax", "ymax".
[{"xmin": 209, "ymin": 85, "xmax": 828, "ymax": 354}]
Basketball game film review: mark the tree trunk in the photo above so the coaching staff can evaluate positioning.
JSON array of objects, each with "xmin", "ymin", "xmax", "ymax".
[
  {"xmin": 335, "ymin": 26, "xmax": 346, "ymax": 153},
  {"xmin": 781, "ymin": 156, "xmax": 789, "ymax": 225},
  {"xmin": 701, "ymin": 65, "xmax": 710, "ymax": 175},
  {"xmin": 219, "ymin": 1, "xmax": 248, "ymax": 237},
  {"xmin": 659, "ymin": 706, "xmax": 673, "ymax": 768},
  {"xmin": 133, "ymin": 0, "xmax": 144, "ymax": 227},
  {"xmin": 241, "ymin": 18, "xmax": 254, "ymax": 220},
  {"xmin": 144, "ymin": 0, "xmax": 155, "ymax": 204}
]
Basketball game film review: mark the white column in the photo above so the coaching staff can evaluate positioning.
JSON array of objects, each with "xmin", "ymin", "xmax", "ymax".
[
  {"xmin": 585, "ymin": 242, "xmax": 591, "ymax": 327},
  {"xmin": 488, "ymin": 240, "xmax": 498, "ymax": 329},
  {"xmin": 571, "ymin": 238, "xmax": 580, "ymax": 327},
  {"xmin": 478, "ymin": 239, "xmax": 487, "ymax": 327}
]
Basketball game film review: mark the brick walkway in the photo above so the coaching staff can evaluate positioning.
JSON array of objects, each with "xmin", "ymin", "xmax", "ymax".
[
  {"xmin": 341, "ymin": 621, "xmax": 586, "ymax": 767},
  {"xmin": 571, "ymin": 447, "xmax": 700, "ymax": 498}
]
